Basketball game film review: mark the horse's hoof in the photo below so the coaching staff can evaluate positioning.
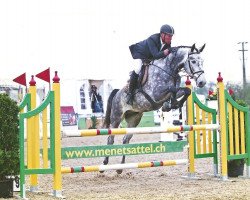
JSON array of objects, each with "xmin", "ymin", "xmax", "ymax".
[
  {"xmin": 101, "ymin": 159, "xmax": 108, "ymax": 173},
  {"xmin": 162, "ymin": 106, "xmax": 171, "ymax": 112},
  {"xmin": 171, "ymin": 106, "xmax": 179, "ymax": 110},
  {"xmin": 162, "ymin": 108, "xmax": 171, "ymax": 112},
  {"xmin": 103, "ymin": 159, "xmax": 108, "ymax": 165},
  {"xmin": 171, "ymin": 101, "xmax": 179, "ymax": 109},
  {"xmin": 162, "ymin": 102, "xmax": 171, "ymax": 112},
  {"xmin": 116, "ymin": 169, "xmax": 123, "ymax": 174}
]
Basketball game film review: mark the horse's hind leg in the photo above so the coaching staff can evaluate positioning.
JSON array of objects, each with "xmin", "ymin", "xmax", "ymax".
[
  {"xmin": 101, "ymin": 115, "xmax": 122, "ymax": 173},
  {"xmin": 103, "ymin": 135, "xmax": 115, "ymax": 165},
  {"xmin": 116, "ymin": 112, "xmax": 143, "ymax": 174},
  {"xmin": 120, "ymin": 133, "xmax": 133, "ymax": 162}
]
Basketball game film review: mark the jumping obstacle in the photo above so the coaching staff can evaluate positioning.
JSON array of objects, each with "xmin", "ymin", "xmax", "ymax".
[
  {"xmin": 186, "ymin": 78, "xmax": 219, "ymax": 177},
  {"xmin": 19, "ymin": 73, "xmax": 61, "ymax": 198},
  {"xmin": 61, "ymin": 159, "xmax": 188, "ymax": 173},
  {"xmin": 63, "ymin": 124, "xmax": 219, "ymax": 137},
  {"xmin": 18, "ymin": 72, "xmax": 250, "ymax": 198}
]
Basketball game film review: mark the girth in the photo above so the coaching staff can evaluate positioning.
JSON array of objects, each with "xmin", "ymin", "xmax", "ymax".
[
  {"xmin": 136, "ymin": 61, "xmax": 160, "ymax": 110},
  {"xmin": 137, "ymin": 88, "xmax": 159, "ymax": 110}
]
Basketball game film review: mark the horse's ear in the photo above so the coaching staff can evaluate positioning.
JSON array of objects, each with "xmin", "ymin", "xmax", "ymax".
[
  {"xmin": 199, "ymin": 44, "xmax": 206, "ymax": 52},
  {"xmin": 191, "ymin": 43, "xmax": 196, "ymax": 52}
]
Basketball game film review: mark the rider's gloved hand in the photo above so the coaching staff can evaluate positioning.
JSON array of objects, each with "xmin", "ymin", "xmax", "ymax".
[
  {"xmin": 163, "ymin": 49, "xmax": 170, "ymax": 56},
  {"xmin": 168, "ymin": 47, "xmax": 178, "ymax": 54}
]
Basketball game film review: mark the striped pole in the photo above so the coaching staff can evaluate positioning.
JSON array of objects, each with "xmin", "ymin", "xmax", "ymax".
[
  {"xmin": 28, "ymin": 76, "xmax": 39, "ymax": 192},
  {"xmin": 61, "ymin": 159, "xmax": 188, "ymax": 173},
  {"xmin": 186, "ymin": 77, "xmax": 196, "ymax": 178},
  {"xmin": 63, "ymin": 124, "xmax": 220, "ymax": 137},
  {"xmin": 52, "ymin": 72, "xmax": 63, "ymax": 198},
  {"xmin": 217, "ymin": 72, "xmax": 228, "ymax": 180}
]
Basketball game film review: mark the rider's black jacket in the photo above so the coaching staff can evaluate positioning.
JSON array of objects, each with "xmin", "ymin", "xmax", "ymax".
[{"xmin": 129, "ymin": 33, "xmax": 171, "ymax": 60}]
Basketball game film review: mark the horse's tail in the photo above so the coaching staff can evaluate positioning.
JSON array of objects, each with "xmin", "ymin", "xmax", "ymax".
[{"xmin": 103, "ymin": 89, "xmax": 119, "ymax": 128}]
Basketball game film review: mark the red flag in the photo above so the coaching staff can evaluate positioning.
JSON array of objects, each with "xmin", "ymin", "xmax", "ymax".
[
  {"xmin": 13, "ymin": 73, "xmax": 26, "ymax": 86},
  {"xmin": 36, "ymin": 68, "xmax": 50, "ymax": 83}
]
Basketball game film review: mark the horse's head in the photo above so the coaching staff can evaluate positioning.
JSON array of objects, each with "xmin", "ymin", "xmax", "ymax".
[
  {"xmin": 180, "ymin": 44, "xmax": 206, "ymax": 88},
  {"xmin": 151, "ymin": 44, "xmax": 206, "ymax": 88}
]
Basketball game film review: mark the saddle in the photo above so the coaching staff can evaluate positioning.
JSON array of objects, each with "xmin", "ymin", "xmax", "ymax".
[
  {"xmin": 125, "ymin": 62, "xmax": 150, "ymax": 93},
  {"xmin": 136, "ymin": 60, "xmax": 179, "ymax": 111},
  {"xmin": 137, "ymin": 60, "xmax": 151, "ymax": 88}
]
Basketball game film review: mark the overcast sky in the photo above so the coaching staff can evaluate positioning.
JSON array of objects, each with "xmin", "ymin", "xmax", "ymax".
[{"xmin": 0, "ymin": 0, "xmax": 249, "ymax": 87}]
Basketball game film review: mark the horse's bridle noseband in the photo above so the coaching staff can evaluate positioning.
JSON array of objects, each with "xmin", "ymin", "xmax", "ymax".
[{"xmin": 187, "ymin": 52, "xmax": 204, "ymax": 80}]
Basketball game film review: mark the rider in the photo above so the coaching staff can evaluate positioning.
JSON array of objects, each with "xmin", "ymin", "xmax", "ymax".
[{"xmin": 127, "ymin": 24, "xmax": 175, "ymax": 105}]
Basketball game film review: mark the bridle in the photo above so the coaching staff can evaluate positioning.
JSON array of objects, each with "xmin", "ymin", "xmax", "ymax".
[
  {"xmin": 150, "ymin": 47, "xmax": 204, "ymax": 80},
  {"xmin": 186, "ymin": 52, "xmax": 204, "ymax": 80}
]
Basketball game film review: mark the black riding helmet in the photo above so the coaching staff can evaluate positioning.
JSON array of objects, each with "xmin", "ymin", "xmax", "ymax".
[{"xmin": 160, "ymin": 24, "xmax": 174, "ymax": 35}]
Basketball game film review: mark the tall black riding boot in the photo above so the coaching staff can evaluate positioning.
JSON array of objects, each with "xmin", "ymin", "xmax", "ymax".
[{"xmin": 127, "ymin": 71, "xmax": 139, "ymax": 105}]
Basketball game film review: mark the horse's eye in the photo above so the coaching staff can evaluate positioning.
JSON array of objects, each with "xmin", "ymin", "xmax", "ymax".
[{"xmin": 191, "ymin": 60, "xmax": 196, "ymax": 64}]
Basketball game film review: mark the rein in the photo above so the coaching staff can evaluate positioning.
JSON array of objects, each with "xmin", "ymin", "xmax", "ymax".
[
  {"xmin": 151, "ymin": 46, "xmax": 204, "ymax": 80},
  {"xmin": 150, "ymin": 62, "xmax": 177, "ymax": 78},
  {"xmin": 149, "ymin": 46, "xmax": 185, "ymax": 78},
  {"xmin": 137, "ymin": 46, "xmax": 204, "ymax": 109}
]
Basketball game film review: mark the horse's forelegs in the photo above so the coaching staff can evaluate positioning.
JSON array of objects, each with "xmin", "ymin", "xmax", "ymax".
[
  {"xmin": 116, "ymin": 134, "xmax": 133, "ymax": 174},
  {"xmin": 161, "ymin": 91, "xmax": 175, "ymax": 112},
  {"xmin": 176, "ymin": 87, "xmax": 191, "ymax": 107},
  {"xmin": 162, "ymin": 88, "xmax": 191, "ymax": 112}
]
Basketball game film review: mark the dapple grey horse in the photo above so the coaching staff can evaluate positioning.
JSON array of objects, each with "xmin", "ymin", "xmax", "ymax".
[{"xmin": 102, "ymin": 44, "xmax": 206, "ymax": 174}]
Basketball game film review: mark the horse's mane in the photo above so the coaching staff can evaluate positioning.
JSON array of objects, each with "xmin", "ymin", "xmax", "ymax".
[
  {"xmin": 174, "ymin": 45, "xmax": 199, "ymax": 52},
  {"xmin": 153, "ymin": 45, "xmax": 198, "ymax": 66},
  {"xmin": 164, "ymin": 46, "xmax": 191, "ymax": 68}
]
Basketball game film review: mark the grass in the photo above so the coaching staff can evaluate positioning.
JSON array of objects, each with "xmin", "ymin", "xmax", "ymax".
[
  {"xmin": 78, "ymin": 111, "xmax": 158, "ymax": 129},
  {"xmin": 121, "ymin": 111, "xmax": 158, "ymax": 128}
]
